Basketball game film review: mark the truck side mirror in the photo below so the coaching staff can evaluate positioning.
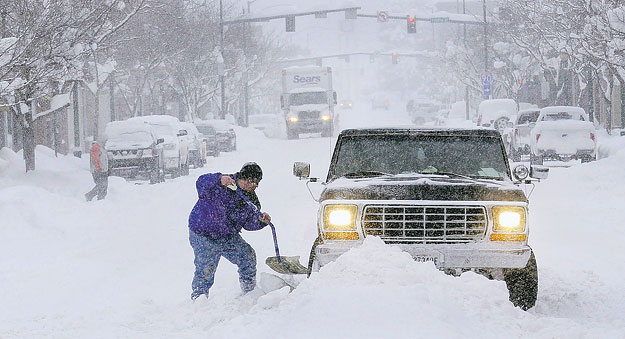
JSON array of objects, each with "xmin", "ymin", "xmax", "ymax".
[
  {"xmin": 177, "ymin": 130, "xmax": 188, "ymax": 137},
  {"xmin": 530, "ymin": 165, "xmax": 549, "ymax": 180},
  {"xmin": 156, "ymin": 138, "xmax": 164, "ymax": 144},
  {"xmin": 293, "ymin": 162, "xmax": 310, "ymax": 179}
]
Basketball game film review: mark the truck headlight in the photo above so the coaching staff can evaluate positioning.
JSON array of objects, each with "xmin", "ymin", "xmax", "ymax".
[
  {"xmin": 492, "ymin": 206, "xmax": 526, "ymax": 233},
  {"xmin": 321, "ymin": 115, "xmax": 331, "ymax": 121},
  {"xmin": 323, "ymin": 204, "xmax": 359, "ymax": 240},
  {"xmin": 288, "ymin": 116, "xmax": 298, "ymax": 122}
]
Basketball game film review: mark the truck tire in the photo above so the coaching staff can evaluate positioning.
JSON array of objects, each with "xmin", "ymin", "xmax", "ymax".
[
  {"xmin": 493, "ymin": 117, "xmax": 509, "ymax": 133},
  {"xmin": 503, "ymin": 251, "xmax": 538, "ymax": 311},
  {"xmin": 307, "ymin": 236, "xmax": 323, "ymax": 278},
  {"xmin": 287, "ymin": 127, "xmax": 299, "ymax": 140},
  {"xmin": 321, "ymin": 125, "xmax": 333, "ymax": 137}
]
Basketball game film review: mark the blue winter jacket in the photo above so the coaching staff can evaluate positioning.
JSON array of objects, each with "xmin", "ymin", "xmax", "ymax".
[{"xmin": 188, "ymin": 173, "xmax": 267, "ymax": 239}]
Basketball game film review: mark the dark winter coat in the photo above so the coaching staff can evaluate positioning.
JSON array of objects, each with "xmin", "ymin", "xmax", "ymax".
[{"xmin": 188, "ymin": 172, "xmax": 267, "ymax": 239}]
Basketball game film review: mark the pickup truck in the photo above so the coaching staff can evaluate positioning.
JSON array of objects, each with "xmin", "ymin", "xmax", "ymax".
[
  {"xmin": 529, "ymin": 106, "xmax": 596, "ymax": 165},
  {"xmin": 293, "ymin": 127, "xmax": 548, "ymax": 310}
]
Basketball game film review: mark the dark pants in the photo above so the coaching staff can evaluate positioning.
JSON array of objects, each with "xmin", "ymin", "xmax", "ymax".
[
  {"xmin": 85, "ymin": 172, "xmax": 108, "ymax": 201},
  {"xmin": 189, "ymin": 230, "xmax": 257, "ymax": 298}
]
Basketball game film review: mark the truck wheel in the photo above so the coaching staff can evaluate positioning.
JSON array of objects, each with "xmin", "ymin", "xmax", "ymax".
[
  {"xmin": 307, "ymin": 236, "xmax": 323, "ymax": 278},
  {"xmin": 149, "ymin": 167, "xmax": 159, "ymax": 184},
  {"xmin": 287, "ymin": 127, "xmax": 299, "ymax": 140},
  {"xmin": 503, "ymin": 251, "xmax": 538, "ymax": 311},
  {"xmin": 321, "ymin": 125, "xmax": 332, "ymax": 137}
]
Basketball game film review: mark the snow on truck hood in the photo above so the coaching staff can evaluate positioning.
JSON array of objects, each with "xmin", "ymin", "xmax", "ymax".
[{"xmin": 321, "ymin": 175, "xmax": 526, "ymax": 202}]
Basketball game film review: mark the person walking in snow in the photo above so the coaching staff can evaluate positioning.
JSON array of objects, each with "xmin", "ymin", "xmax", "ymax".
[
  {"xmin": 188, "ymin": 162, "xmax": 271, "ymax": 300},
  {"xmin": 85, "ymin": 138, "xmax": 109, "ymax": 201}
]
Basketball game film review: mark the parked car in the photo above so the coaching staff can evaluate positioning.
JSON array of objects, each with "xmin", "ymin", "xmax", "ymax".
[
  {"xmin": 180, "ymin": 122, "xmax": 206, "ymax": 168},
  {"xmin": 248, "ymin": 114, "xmax": 281, "ymax": 138},
  {"xmin": 529, "ymin": 106, "xmax": 596, "ymax": 164},
  {"xmin": 477, "ymin": 99, "xmax": 518, "ymax": 133},
  {"xmin": 104, "ymin": 120, "xmax": 165, "ymax": 184},
  {"xmin": 197, "ymin": 119, "xmax": 236, "ymax": 152},
  {"xmin": 128, "ymin": 115, "xmax": 190, "ymax": 177},
  {"xmin": 508, "ymin": 108, "xmax": 541, "ymax": 161},
  {"xmin": 193, "ymin": 122, "xmax": 220, "ymax": 157}
]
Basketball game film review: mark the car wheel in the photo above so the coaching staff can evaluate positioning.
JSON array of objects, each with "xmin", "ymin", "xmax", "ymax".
[
  {"xmin": 306, "ymin": 236, "xmax": 323, "ymax": 278},
  {"xmin": 503, "ymin": 251, "xmax": 538, "ymax": 311},
  {"xmin": 493, "ymin": 117, "xmax": 510, "ymax": 133}
]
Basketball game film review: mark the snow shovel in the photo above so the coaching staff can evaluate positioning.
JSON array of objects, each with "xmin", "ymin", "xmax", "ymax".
[{"xmin": 232, "ymin": 186, "xmax": 308, "ymax": 275}]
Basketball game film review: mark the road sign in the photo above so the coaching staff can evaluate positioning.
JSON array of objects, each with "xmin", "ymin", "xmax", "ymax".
[
  {"xmin": 430, "ymin": 17, "xmax": 449, "ymax": 23},
  {"xmin": 481, "ymin": 74, "xmax": 492, "ymax": 85},
  {"xmin": 377, "ymin": 11, "xmax": 389, "ymax": 23},
  {"xmin": 483, "ymin": 83, "xmax": 491, "ymax": 97}
]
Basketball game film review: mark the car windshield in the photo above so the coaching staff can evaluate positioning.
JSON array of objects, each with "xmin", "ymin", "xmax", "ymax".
[
  {"xmin": 517, "ymin": 112, "xmax": 540, "ymax": 124},
  {"xmin": 542, "ymin": 111, "xmax": 584, "ymax": 121},
  {"xmin": 107, "ymin": 131, "xmax": 153, "ymax": 143},
  {"xmin": 290, "ymin": 92, "xmax": 327, "ymax": 105},
  {"xmin": 331, "ymin": 134, "xmax": 509, "ymax": 180},
  {"xmin": 148, "ymin": 124, "xmax": 175, "ymax": 136},
  {"xmin": 196, "ymin": 125, "xmax": 216, "ymax": 136}
]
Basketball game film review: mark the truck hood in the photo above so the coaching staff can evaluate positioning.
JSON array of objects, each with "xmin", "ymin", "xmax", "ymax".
[
  {"xmin": 320, "ymin": 176, "xmax": 527, "ymax": 202},
  {"xmin": 289, "ymin": 104, "xmax": 329, "ymax": 111}
]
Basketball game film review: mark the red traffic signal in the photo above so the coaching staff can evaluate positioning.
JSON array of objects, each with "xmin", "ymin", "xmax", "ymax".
[
  {"xmin": 392, "ymin": 52, "xmax": 398, "ymax": 64},
  {"xmin": 407, "ymin": 17, "xmax": 416, "ymax": 34}
]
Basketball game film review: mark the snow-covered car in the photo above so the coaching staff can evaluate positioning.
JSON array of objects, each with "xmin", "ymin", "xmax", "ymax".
[
  {"xmin": 406, "ymin": 97, "xmax": 440, "ymax": 125},
  {"xmin": 196, "ymin": 119, "xmax": 236, "ymax": 152},
  {"xmin": 104, "ymin": 120, "xmax": 165, "ymax": 184},
  {"xmin": 248, "ymin": 114, "xmax": 281, "ymax": 138},
  {"xmin": 180, "ymin": 122, "xmax": 206, "ymax": 168},
  {"xmin": 193, "ymin": 122, "xmax": 219, "ymax": 157},
  {"xmin": 508, "ymin": 108, "xmax": 540, "ymax": 161},
  {"xmin": 477, "ymin": 99, "xmax": 518, "ymax": 133},
  {"xmin": 529, "ymin": 106, "xmax": 596, "ymax": 164},
  {"xmin": 128, "ymin": 115, "xmax": 189, "ymax": 177},
  {"xmin": 292, "ymin": 127, "xmax": 549, "ymax": 311}
]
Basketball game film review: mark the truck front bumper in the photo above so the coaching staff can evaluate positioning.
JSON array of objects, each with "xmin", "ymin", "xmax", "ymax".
[
  {"xmin": 315, "ymin": 240, "xmax": 531, "ymax": 269},
  {"xmin": 287, "ymin": 119, "xmax": 331, "ymax": 133}
]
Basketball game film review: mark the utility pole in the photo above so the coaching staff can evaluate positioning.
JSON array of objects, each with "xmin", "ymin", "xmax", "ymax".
[
  {"xmin": 219, "ymin": 0, "xmax": 226, "ymax": 119},
  {"xmin": 483, "ymin": 0, "xmax": 489, "ymax": 99},
  {"xmin": 463, "ymin": 0, "xmax": 470, "ymax": 119}
]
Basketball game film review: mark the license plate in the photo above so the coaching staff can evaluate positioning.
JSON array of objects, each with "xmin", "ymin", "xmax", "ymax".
[{"xmin": 414, "ymin": 255, "xmax": 440, "ymax": 265}]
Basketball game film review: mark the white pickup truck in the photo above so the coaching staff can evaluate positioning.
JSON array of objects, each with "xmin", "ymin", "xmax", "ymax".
[{"xmin": 529, "ymin": 106, "xmax": 596, "ymax": 164}]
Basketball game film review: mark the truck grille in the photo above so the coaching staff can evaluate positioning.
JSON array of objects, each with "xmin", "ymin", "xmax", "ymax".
[
  {"xmin": 299, "ymin": 111, "xmax": 320, "ymax": 120},
  {"xmin": 363, "ymin": 205, "xmax": 487, "ymax": 244}
]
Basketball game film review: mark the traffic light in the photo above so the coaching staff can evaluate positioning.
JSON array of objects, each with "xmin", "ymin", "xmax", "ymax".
[
  {"xmin": 407, "ymin": 17, "xmax": 416, "ymax": 34},
  {"xmin": 370, "ymin": 54, "xmax": 375, "ymax": 63},
  {"xmin": 285, "ymin": 16, "xmax": 295, "ymax": 32},
  {"xmin": 392, "ymin": 52, "xmax": 398, "ymax": 64}
]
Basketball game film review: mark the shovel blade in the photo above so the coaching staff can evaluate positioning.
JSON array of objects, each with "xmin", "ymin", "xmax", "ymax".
[{"xmin": 265, "ymin": 256, "xmax": 308, "ymax": 275}]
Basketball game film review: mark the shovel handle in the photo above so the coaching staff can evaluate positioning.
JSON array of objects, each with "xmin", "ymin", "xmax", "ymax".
[{"xmin": 233, "ymin": 187, "xmax": 282, "ymax": 263}]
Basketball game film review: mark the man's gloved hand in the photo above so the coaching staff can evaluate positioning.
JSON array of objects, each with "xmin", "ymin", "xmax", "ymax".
[
  {"xmin": 221, "ymin": 175, "xmax": 236, "ymax": 190},
  {"xmin": 258, "ymin": 212, "xmax": 271, "ymax": 224}
]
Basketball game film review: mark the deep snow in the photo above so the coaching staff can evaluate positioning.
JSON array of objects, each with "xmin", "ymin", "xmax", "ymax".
[{"xmin": 1, "ymin": 106, "xmax": 625, "ymax": 338}]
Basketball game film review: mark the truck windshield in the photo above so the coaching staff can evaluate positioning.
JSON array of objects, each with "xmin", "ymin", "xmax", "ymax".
[
  {"xmin": 290, "ymin": 92, "xmax": 327, "ymax": 105},
  {"xmin": 331, "ymin": 134, "xmax": 509, "ymax": 180}
]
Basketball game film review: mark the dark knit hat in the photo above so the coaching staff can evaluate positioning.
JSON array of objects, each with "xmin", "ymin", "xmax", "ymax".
[{"xmin": 238, "ymin": 162, "xmax": 263, "ymax": 180}]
